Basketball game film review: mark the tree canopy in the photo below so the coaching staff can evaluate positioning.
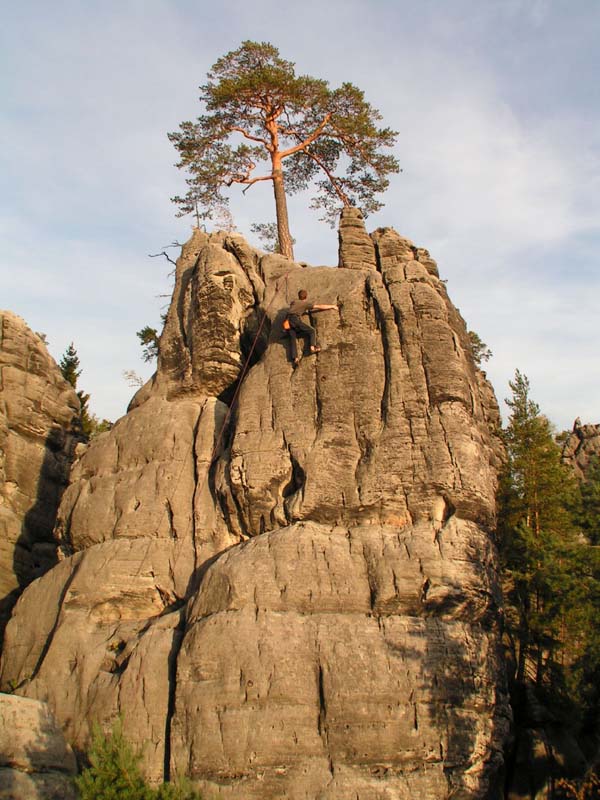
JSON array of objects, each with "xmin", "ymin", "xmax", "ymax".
[
  {"xmin": 136, "ymin": 325, "xmax": 160, "ymax": 363},
  {"xmin": 59, "ymin": 342, "xmax": 82, "ymax": 388},
  {"xmin": 169, "ymin": 40, "xmax": 400, "ymax": 258},
  {"xmin": 498, "ymin": 370, "xmax": 600, "ymax": 736},
  {"xmin": 59, "ymin": 342, "xmax": 111, "ymax": 438},
  {"xmin": 467, "ymin": 330, "xmax": 492, "ymax": 365}
]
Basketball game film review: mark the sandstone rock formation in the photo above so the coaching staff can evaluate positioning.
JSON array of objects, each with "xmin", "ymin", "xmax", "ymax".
[
  {"xmin": 337, "ymin": 206, "xmax": 377, "ymax": 270},
  {"xmin": 562, "ymin": 419, "xmax": 600, "ymax": 480},
  {"xmin": 0, "ymin": 692, "xmax": 78, "ymax": 799},
  {"xmin": 0, "ymin": 312, "xmax": 82, "ymax": 639},
  {"xmin": 0, "ymin": 210, "xmax": 510, "ymax": 798}
]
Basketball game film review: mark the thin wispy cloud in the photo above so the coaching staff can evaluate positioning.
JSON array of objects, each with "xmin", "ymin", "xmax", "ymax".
[{"xmin": 1, "ymin": 1, "xmax": 598, "ymax": 430}]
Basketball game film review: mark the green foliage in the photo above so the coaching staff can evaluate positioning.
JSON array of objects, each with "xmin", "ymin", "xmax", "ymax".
[
  {"xmin": 250, "ymin": 221, "xmax": 296, "ymax": 253},
  {"xmin": 169, "ymin": 40, "xmax": 399, "ymax": 253},
  {"xmin": 76, "ymin": 720, "xmax": 150, "ymax": 799},
  {"xmin": 76, "ymin": 720, "xmax": 201, "ymax": 800},
  {"xmin": 137, "ymin": 326, "xmax": 160, "ymax": 363},
  {"xmin": 577, "ymin": 456, "xmax": 600, "ymax": 545},
  {"xmin": 60, "ymin": 342, "xmax": 82, "ymax": 387},
  {"xmin": 467, "ymin": 330, "xmax": 492, "ymax": 364},
  {"xmin": 87, "ymin": 415, "xmax": 112, "ymax": 438},
  {"xmin": 154, "ymin": 779, "xmax": 201, "ymax": 800},
  {"xmin": 498, "ymin": 370, "xmax": 600, "ymax": 730},
  {"xmin": 59, "ymin": 342, "xmax": 109, "ymax": 438},
  {"xmin": 76, "ymin": 389, "xmax": 94, "ymax": 438}
]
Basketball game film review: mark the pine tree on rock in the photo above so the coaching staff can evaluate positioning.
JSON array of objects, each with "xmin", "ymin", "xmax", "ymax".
[
  {"xmin": 58, "ymin": 342, "xmax": 105, "ymax": 438},
  {"xmin": 136, "ymin": 326, "xmax": 160, "ymax": 363},
  {"xmin": 169, "ymin": 40, "xmax": 400, "ymax": 259},
  {"xmin": 59, "ymin": 342, "xmax": 82, "ymax": 388}
]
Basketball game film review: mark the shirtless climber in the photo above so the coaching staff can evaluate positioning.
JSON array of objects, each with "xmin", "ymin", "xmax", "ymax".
[{"xmin": 285, "ymin": 289, "xmax": 337, "ymax": 367}]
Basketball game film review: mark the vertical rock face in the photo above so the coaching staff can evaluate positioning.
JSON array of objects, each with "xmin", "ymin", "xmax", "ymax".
[
  {"xmin": 0, "ymin": 216, "xmax": 509, "ymax": 798},
  {"xmin": 338, "ymin": 206, "xmax": 378, "ymax": 270},
  {"xmin": 0, "ymin": 312, "xmax": 81, "ymax": 638}
]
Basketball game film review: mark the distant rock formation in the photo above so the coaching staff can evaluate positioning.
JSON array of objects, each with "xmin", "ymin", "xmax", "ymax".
[
  {"xmin": 562, "ymin": 419, "xmax": 600, "ymax": 480},
  {"xmin": 0, "ymin": 311, "xmax": 82, "ymax": 640},
  {"xmin": 0, "ymin": 210, "xmax": 510, "ymax": 798}
]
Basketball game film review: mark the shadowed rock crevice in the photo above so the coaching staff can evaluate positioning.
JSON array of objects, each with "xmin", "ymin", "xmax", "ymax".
[
  {"xmin": 0, "ymin": 312, "xmax": 82, "ymax": 643},
  {"xmin": 162, "ymin": 607, "xmax": 187, "ymax": 783}
]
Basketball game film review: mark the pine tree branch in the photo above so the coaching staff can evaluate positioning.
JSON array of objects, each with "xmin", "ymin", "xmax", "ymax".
[{"xmin": 279, "ymin": 114, "xmax": 332, "ymax": 158}]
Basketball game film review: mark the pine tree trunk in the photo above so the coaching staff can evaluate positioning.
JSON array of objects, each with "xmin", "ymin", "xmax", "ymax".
[{"xmin": 272, "ymin": 167, "xmax": 294, "ymax": 260}]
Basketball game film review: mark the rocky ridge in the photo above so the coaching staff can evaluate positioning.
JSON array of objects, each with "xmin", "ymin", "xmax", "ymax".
[
  {"xmin": 562, "ymin": 420, "xmax": 600, "ymax": 480},
  {"xmin": 0, "ymin": 311, "xmax": 82, "ymax": 640},
  {"xmin": 0, "ymin": 210, "xmax": 509, "ymax": 799}
]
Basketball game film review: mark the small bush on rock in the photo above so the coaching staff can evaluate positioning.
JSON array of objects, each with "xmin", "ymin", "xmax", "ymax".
[{"xmin": 76, "ymin": 719, "xmax": 200, "ymax": 800}]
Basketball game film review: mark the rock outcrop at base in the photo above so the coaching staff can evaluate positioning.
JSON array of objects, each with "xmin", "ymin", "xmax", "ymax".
[
  {"xmin": 0, "ymin": 693, "xmax": 78, "ymax": 799},
  {"xmin": 0, "ymin": 312, "xmax": 82, "ymax": 640},
  {"xmin": 0, "ymin": 210, "xmax": 510, "ymax": 798}
]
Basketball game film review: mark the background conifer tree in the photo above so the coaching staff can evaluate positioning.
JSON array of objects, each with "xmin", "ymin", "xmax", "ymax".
[
  {"xmin": 498, "ymin": 370, "xmax": 600, "ymax": 735},
  {"xmin": 59, "ymin": 342, "xmax": 110, "ymax": 438},
  {"xmin": 59, "ymin": 342, "xmax": 82, "ymax": 388},
  {"xmin": 577, "ymin": 456, "xmax": 600, "ymax": 546},
  {"xmin": 499, "ymin": 370, "xmax": 582, "ymax": 687}
]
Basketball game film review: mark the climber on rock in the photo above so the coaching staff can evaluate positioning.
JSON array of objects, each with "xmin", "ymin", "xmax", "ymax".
[{"xmin": 284, "ymin": 289, "xmax": 337, "ymax": 367}]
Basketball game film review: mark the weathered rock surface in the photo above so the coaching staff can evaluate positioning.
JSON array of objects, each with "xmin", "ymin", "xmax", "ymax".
[
  {"xmin": 562, "ymin": 419, "xmax": 600, "ymax": 480},
  {"xmin": 137, "ymin": 229, "xmax": 266, "ymax": 405},
  {"xmin": 0, "ymin": 692, "xmax": 77, "ymax": 799},
  {"xmin": 0, "ymin": 212, "xmax": 509, "ymax": 798},
  {"xmin": 173, "ymin": 519, "xmax": 505, "ymax": 799},
  {"xmin": 338, "ymin": 206, "xmax": 378, "ymax": 270},
  {"xmin": 0, "ymin": 311, "xmax": 81, "ymax": 639}
]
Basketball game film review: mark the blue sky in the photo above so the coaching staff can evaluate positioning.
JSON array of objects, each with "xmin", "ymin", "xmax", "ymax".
[{"xmin": 2, "ymin": 0, "xmax": 598, "ymax": 431}]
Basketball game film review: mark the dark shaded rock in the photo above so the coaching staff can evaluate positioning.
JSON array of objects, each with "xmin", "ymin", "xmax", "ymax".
[
  {"xmin": 0, "ymin": 312, "xmax": 81, "ymax": 640},
  {"xmin": 0, "ymin": 692, "xmax": 77, "ymax": 799}
]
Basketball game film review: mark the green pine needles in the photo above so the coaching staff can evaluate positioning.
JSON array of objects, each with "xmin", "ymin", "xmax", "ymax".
[
  {"xmin": 169, "ymin": 40, "xmax": 399, "ymax": 259},
  {"xmin": 75, "ymin": 720, "xmax": 200, "ymax": 800},
  {"xmin": 498, "ymin": 370, "xmax": 600, "ymax": 726}
]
